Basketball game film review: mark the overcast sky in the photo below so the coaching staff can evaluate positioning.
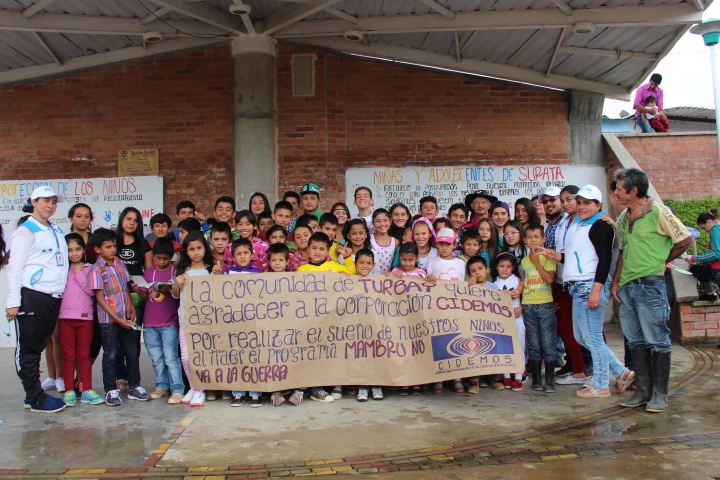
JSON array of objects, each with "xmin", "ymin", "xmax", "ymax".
[{"xmin": 602, "ymin": 3, "xmax": 720, "ymax": 117}]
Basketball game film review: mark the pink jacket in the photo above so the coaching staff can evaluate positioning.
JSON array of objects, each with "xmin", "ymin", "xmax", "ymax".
[
  {"xmin": 59, "ymin": 265, "xmax": 94, "ymax": 321},
  {"xmin": 223, "ymin": 236, "xmax": 270, "ymax": 272}
]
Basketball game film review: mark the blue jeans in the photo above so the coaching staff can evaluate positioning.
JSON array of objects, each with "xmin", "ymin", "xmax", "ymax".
[
  {"xmin": 569, "ymin": 280, "xmax": 626, "ymax": 390},
  {"xmin": 143, "ymin": 326, "xmax": 184, "ymax": 394},
  {"xmin": 523, "ymin": 303, "xmax": 558, "ymax": 362},
  {"xmin": 618, "ymin": 278, "xmax": 671, "ymax": 353},
  {"xmin": 555, "ymin": 334, "xmax": 566, "ymax": 359},
  {"xmin": 635, "ymin": 113, "xmax": 653, "ymax": 133},
  {"xmin": 99, "ymin": 323, "xmax": 139, "ymax": 393}
]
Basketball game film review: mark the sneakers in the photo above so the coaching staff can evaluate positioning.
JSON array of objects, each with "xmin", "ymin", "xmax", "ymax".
[
  {"xmin": 105, "ymin": 390, "xmax": 123, "ymax": 406},
  {"xmin": 331, "ymin": 386, "xmax": 343, "ymax": 400},
  {"xmin": 372, "ymin": 387, "xmax": 384, "ymax": 400},
  {"xmin": 467, "ymin": 379, "xmax": 480, "ymax": 394},
  {"xmin": 150, "ymin": 388, "xmax": 168, "ymax": 400},
  {"xmin": 271, "ymin": 392, "xmax": 286, "ymax": 407},
  {"xmin": 80, "ymin": 390, "xmax": 103, "ymax": 405},
  {"xmin": 433, "ymin": 382, "xmax": 443, "ymax": 394},
  {"xmin": 63, "ymin": 391, "xmax": 76, "ymax": 407},
  {"xmin": 400, "ymin": 386, "xmax": 410, "ymax": 396},
  {"xmin": 168, "ymin": 393, "xmax": 184, "ymax": 405},
  {"xmin": 205, "ymin": 390, "xmax": 217, "ymax": 401},
  {"xmin": 231, "ymin": 394, "xmax": 245, "ymax": 407},
  {"xmin": 511, "ymin": 380, "xmax": 523, "ymax": 392},
  {"xmin": 189, "ymin": 390, "xmax": 206, "ymax": 407},
  {"xmin": 556, "ymin": 356, "xmax": 566, "ymax": 368},
  {"xmin": 503, "ymin": 378, "xmax": 513, "ymax": 389},
  {"xmin": 555, "ymin": 363, "xmax": 573, "ymax": 378},
  {"xmin": 181, "ymin": 389, "xmax": 195, "ymax": 404},
  {"xmin": 454, "ymin": 380, "xmax": 465, "ymax": 394},
  {"xmin": 41, "ymin": 377, "xmax": 56, "ymax": 390},
  {"xmin": 24, "ymin": 398, "xmax": 31, "ymax": 409},
  {"xmin": 357, "ymin": 388, "xmax": 369, "ymax": 402},
  {"xmin": 55, "ymin": 377, "xmax": 66, "ymax": 393},
  {"xmin": 411, "ymin": 386, "xmax": 422, "ymax": 396},
  {"xmin": 289, "ymin": 390, "xmax": 304, "ymax": 406},
  {"xmin": 250, "ymin": 394, "xmax": 262, "ymax": 408},
  {"xmin": 310, "ymin": 390, "xmax": 335, "ymax": 403},
  {"xmin": 128, "ymin": 386, "xmax": 150, "ymax": 401},
  {"xmin": 30, "ymin": 395, "xmax": 66, "ymax": 413},
  {"xmin": 556, "ymin": 375, "xmax": 588, "ymax": 385}
]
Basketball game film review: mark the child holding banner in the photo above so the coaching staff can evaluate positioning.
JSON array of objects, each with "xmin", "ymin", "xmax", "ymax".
[
  {"xmin": 172, "ymin": 231, "xmax": 215, "ymax": 407},
  {"xmin": 494, "ymin": 252, "xmax": 526, "ymax": 392},
  {"xmin": 409, "ymin": 217, "xmax": 437, "ymax": 270},
  {"xmin": 354, "ymin": 249, "xmax": 385, "ymax": 402}
]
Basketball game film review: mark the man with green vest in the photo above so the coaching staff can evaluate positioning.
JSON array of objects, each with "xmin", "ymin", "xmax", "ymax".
[{"xmin": 611, "ymin": 168, "xmax": 691, "ymax": 414}]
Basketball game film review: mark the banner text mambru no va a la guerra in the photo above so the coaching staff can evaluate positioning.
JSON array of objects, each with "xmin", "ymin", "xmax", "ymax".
[{"xmin": 184, "ymin": 273, "xmax": 521, "ymax": 392}]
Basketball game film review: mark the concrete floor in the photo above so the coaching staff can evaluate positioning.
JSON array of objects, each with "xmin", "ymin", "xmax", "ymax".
[{"xmin": 1, "ymin": 323, "xmax": 719, "ymax": 479}]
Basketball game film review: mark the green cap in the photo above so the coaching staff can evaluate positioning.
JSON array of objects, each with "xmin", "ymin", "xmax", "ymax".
[{"xmin": 301, "ymin": 183, "xmax": 320, "ymax": 195}]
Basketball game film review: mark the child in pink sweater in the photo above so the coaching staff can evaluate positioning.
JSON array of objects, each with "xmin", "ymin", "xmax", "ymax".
[{"xmin": 58, "ymin": 233, "xmax": 103, "ymax": 406}]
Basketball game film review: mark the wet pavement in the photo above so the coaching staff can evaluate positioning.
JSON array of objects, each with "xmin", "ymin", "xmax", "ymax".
[{"xmin": 1, "ymin": 323, "xmax": 719, "ymax": 479}]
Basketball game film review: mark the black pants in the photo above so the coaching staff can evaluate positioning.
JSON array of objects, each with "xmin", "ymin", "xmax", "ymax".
[
  {"xmin": 14, "ymin": 288, "xmax": 62, "ymax": 409},
  {"xmin": 100, "ymin": 323, "xmax": 140, "ymax": 393}
]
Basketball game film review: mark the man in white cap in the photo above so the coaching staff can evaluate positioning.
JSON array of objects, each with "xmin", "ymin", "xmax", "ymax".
[
  {"xmin": 6, "ymin": 186, "xmax": 69, "ymax": 413},
  {"xmin": 541, "ymin": 186, "xmax": 566, "ymax": 251}
]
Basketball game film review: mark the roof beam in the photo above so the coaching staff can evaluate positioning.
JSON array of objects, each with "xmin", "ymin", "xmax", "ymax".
[
  {"xmin": 550, "ymin": 0, "xmax": 572, "ymax": 16},
  {"xmin": 558, "ymin": 46, "xmax": 658, "ymax": 61},
  {"xmin": 141, "ymin": 6, "xmax": 171, "ymax": 25},
  {"xmin": 324, "ymin": 7, "xmax": 358, "ymax": 24},
  {"xmin": 292, "ymin": 37, "xmax": 631, "ymax": 100},
  {"xmin": 32, "ymin": 31, "xmax": 61, "ymax": 66},
  {"xmin": 631, "ymin": 25, "xmax": 691, "ymax": 91},
  {"xmin": 21, "ymin": 0, "xmax": 57, "ymax": 19},
  {"xmin": 546, "ymin": 27, "xmax": 565, "ymax": 77},
  {"xmin": 693, "ymin": 0, "xmax": 705, "ymax": 11},
  {"xmin": 145, "ymin": 0, "xmax": 245, "ymax": 34},
  {"xmin": 273, "ymin": 4, "xmax": 703, "ymax": 38},
  {"xmin": 418, "ymin": 0, "xmax": 455, "ymax": 20},
  {"xmin": 258, "ymin": 0, "xmax": 342, "ymax": 35},
  {"xmin": 0, "ymin": 36, "xmax": 229, "ymax": 86},
  {"xmin": 454, "ymin": 31, "xmax": 460, "ymax": 62},
  {"xmin": 0, "ymin": 10, "xmax": 226, "ymax": 36}
]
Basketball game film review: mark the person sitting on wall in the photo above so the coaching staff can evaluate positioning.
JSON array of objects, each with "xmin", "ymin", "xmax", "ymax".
[
  {"xmin": 633, "ymin": 73, "xmax": 664, "ymax": 134},
  {"xmin": 641, "ymin": 96, "xmax": 671, "ymax": 133}
]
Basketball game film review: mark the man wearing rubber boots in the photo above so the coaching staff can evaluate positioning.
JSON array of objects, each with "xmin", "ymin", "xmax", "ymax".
[{"xmin": 611, "ymin": 168, "xmax": 691, "ymax": 413}]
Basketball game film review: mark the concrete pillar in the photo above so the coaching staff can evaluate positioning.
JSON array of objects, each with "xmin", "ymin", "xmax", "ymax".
[
  {"xmin": 567, "ymin": 89, "xmax": 605, "ymax": 167},
  {"xmin": 232, "ymin": 35, "xmax": 277, "ymax": 207}
]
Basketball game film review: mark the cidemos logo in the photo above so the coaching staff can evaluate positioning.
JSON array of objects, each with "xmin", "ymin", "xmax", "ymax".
[{"xmin": 431, "ymin": 333, "xmax": 514, "ymax": 362}]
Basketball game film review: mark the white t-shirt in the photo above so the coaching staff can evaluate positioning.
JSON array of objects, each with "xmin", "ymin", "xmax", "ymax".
[
  {"xmin": 352, "ymin": 213, "xmax": 375, "ymax": 234},
  {"xmin": 370, "ymin": 234, "xmax": 396, "ymax": 275},
  {"xmin": 417, "ymin": 247, "xmax": 438, "ymax": 270},
  {"xmin": 495, "ymin": 275, "xmax": 521, "ymax": 309},
  {"xmin": 426, "ymin": 257, "xmax": 465, "ymax": 281}
]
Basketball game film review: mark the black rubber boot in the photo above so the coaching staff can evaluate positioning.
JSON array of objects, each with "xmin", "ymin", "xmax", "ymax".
[
  {"xmin": 529, "ymin": 360, "xmax": 543, "ymax": 391},
  {"xmin": 646, "ymin": 351, "xmax": 671, "ymax": 413},
  {"xmin": 619, "ymin": 348, "xmax": 653, "ymax": 408},
  {"xmin": 544, "ymin": 360, "xmax": 556, "ymax": 393}
]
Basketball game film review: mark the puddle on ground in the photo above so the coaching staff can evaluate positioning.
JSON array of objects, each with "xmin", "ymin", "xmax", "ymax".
[{"xmin": 589, "ymin": 419, "xmax": 643, "ymax": 441}]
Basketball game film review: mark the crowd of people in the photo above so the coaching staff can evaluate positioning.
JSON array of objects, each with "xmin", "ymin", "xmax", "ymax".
[{"xmin": 4, "ymin": 167, "xmax": 712, "ymax": 416}]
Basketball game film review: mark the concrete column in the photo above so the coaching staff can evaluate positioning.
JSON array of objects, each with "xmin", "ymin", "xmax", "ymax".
[
  {"xmin": 232, "ymin": 35, "xmax": 277, "ymax": 207},
  {"xmin": 567, "ymin": 89, "xmax": 605, "ymax": 167}
]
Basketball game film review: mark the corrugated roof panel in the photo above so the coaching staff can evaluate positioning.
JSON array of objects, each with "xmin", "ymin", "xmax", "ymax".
[
  {"xmin": 664, "ymin": 106, "xmax": 715, "ymax": 120},
  {"xmin": 0, "ymin": 0, "xmax": 30, "ymax": 12},
  {"xmin": 61, "ymin": 33, "xmax": 135, "ymax": 55},
  {"xmin": 0, "ymin": 38, "xmax": 38, "ymax": 68},
  {"xmin": 0, "ymin": 30, "xmax": 54, "ymax": 64},
  {"xmin": 36, "ymin": 32, "xmax": 85, "ymax": 60}
]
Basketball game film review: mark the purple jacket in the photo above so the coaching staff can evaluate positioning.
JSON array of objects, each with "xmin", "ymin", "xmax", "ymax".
[{"xmin": 59, "ymin": 265, "xmax": 94, "ymax": 321}]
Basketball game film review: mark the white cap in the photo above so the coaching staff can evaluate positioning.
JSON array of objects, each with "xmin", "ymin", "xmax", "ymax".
[
  {"xmin": 30, "ymin": 186, "xmax": 65, "ymax": 203},
  {"xmin": 435, "ymin": 228, "xmax": 456, "ymax": 244},
  {"xmin": 541, "ymin": 186, "xmax": 562, "ymax": 199},
  {"xmin": 572, "ymin": 185, "xmax": 602, "ymax": 203}
]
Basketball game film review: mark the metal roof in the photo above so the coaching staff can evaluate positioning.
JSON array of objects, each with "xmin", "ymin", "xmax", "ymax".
[
  {"xmin": 664, "ymin": 106, "xmax": 715, "ymax": 120},
  {"xmin": 0, "ymin": 0, "xmax": 710, "ymax": 99}
]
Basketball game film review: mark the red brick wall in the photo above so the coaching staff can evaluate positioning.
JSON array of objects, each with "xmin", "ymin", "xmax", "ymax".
[
  {"xmin": 679, "ymin": 303, "xmax": 720, "ymax": 345},
  {"xmin": 276, "ymin": 44, "xmax": 571, "ymax": 209},
  {"xmin": 0, "ymin": 47, "xmax": 233, "ymax": 216},
  {"xmin": 613, "ymin": 134, "xmax": 720, "ymax": 201}
]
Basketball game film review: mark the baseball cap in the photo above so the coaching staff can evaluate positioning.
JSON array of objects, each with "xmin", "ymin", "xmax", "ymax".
[
  {"xmin": 571, "ymin": 185, "xmax": 602, "ymax": 203},
  {"xmin": 436, "ymin": 228, "xmax": 456, "ymax": 244},
  {"xmin": 540, "ymin": 186, "xmax": 562, "ymax": 200},
  {"xmin": 301, "ymin": 183, "xmax": 320, "ymax": 196},
  {"xmin": 30, "ymin": 186, "xmax": 65, "ymax": 203}
]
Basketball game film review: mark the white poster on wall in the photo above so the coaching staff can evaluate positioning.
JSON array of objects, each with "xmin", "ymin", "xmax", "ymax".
[
  {"xmin": 345, "ymin": 165, "xmax": 607, "ymax": 215},
  {"xmin": 0, "ymin": 176, "xmax": 164, "ymax": 347}
]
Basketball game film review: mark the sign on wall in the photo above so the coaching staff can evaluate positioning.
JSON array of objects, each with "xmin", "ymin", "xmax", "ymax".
[
  {"xmin": 118, "ymin": 148, "xmax": 159, "ymax": 176},
  {"xmin": 345, "ymin": 165, "xmax": 607, "ymax": 215},
  {"xmin": 184, "ymin": 273, "xmax": 520, "ymax": 391}
]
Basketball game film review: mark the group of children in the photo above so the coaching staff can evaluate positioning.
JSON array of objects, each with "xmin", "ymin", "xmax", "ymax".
[{"xmin": 41, "ymin": 183, "xmax": 571, "ymax": 410}]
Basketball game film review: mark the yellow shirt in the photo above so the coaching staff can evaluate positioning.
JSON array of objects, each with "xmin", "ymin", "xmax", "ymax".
[
  {"xmin": 521, "ymin": 255, "xmax": 556, "ymax": 305},
  {"xmin": 298, "ymin": 255, "xmax": 356, "ymax": 275}
]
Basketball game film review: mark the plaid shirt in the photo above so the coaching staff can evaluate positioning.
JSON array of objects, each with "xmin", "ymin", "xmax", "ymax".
[
  {"xmin": 544, "ymin": 213, "xmax": 567, "ymax": 251},
  {"xmin": 89, "ymin": 256, "xmax": 131, "ymax": 324}
]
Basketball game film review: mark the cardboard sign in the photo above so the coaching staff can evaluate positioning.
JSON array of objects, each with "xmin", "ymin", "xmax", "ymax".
[
  {"xmin": 183, "ymin": 273, "xmax": 521, "ymax": 391},
  {"xmin": 118, "ymin": 148, "xmax": 159, "ymax": 176}
]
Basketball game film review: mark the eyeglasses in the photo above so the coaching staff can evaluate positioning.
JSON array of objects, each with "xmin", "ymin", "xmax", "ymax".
[{"xmin": 542, "ymin": 197, "xmax": 559, "ymax": 204}]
